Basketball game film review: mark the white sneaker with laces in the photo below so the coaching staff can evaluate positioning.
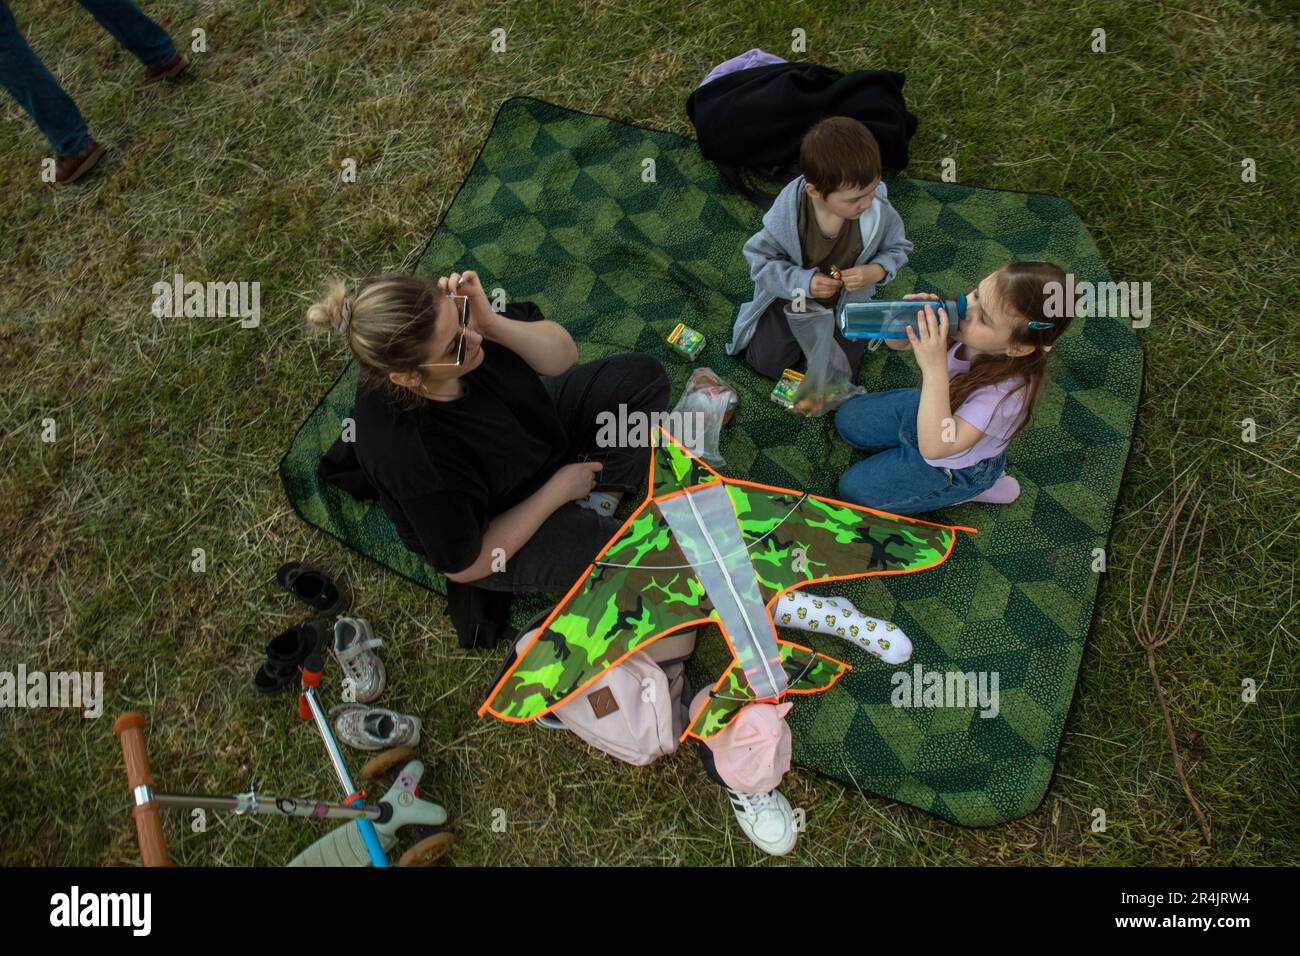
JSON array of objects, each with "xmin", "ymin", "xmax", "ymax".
[
  {"xmin": 333, "ymin": 616, "xmax": 386, "ymax": 703},
  {"xmin": 727, "ymin": 786, "xmax": 797, "ymax": 856},
  {"xmin": 331, "ymin": 704, "xmax": 420, "ymax": 752}
]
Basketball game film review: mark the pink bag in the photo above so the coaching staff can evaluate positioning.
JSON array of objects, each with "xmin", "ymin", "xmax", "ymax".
[{"xmin": 514, "ymin": 628, "xmax": 697, "ymax": 766}]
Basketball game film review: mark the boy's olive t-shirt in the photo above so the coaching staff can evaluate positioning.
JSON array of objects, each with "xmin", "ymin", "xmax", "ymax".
[{"xmin": 797, "ymin": 191, "xmax": 863, "ymax": 306}]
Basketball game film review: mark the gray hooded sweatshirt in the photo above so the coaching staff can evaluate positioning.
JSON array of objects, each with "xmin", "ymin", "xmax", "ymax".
[{"xmin": 724, "ymin": 175, "xmax": 913, "ymax": 355}]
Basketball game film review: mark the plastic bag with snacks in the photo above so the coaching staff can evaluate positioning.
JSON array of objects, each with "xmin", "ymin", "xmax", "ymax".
[
  {"xmin": 666, "ymin": 367, "xmax": 738, "ymax": 467},
  {"xmin": 785, "ymin": 304, "xmax": 865, "ymax": 417}
]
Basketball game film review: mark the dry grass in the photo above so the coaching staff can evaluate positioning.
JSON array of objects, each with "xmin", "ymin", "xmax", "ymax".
[{"xmin": 0, "ymin": 0, "xmax": 1296, "ymax": 865}]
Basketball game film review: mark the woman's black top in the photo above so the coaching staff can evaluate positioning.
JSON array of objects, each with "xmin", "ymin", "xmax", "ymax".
[{"xmin": 351, "ymin": 302, "xmax": 568, "ymax": 574}]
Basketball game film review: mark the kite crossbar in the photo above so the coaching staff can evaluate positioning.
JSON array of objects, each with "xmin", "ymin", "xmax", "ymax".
[{"xmin": 595, "ymin": 493, "xmax": 809, "ymax": 571}]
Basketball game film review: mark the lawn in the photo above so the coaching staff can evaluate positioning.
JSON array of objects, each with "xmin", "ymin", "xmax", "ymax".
[{"xmin": 0, "ymin": 0, "xmax": 1295, "ymax": 866}]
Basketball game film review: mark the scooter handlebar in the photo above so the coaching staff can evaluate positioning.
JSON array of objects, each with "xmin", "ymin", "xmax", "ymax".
[{"xmin": 113, "ymin": 711, "xmax": 172, "ymax": 867}]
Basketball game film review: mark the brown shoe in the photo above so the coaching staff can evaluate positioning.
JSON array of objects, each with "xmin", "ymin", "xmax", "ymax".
[
  {"xmin": 55, "ymin": 141, "xmax": 106, "ymax": 185},
  {"xmin": 144, "ymin": 53, "xmax": 188, "ymax": 82}
]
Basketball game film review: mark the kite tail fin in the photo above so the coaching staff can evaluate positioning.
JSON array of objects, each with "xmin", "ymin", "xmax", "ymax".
[{"xmin": 682, "ymin": 642, "xmax": 849, "ymax": 741}]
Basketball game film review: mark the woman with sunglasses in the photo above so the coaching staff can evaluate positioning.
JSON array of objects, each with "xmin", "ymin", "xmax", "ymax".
[{"xmin": 307, "ymin": 270, "xmax": 669, "ymax": 592}]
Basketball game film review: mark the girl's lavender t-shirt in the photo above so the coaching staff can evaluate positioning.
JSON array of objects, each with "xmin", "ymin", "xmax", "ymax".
[{"xmin": 923, "ymin": 344, "xmax": 1027, "ymax": 469}]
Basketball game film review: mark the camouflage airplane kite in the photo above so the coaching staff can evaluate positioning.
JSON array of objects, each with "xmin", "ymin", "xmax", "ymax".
[{"xmin": 480, "ymin": 427, "xmax": 976, "ymax": 740}]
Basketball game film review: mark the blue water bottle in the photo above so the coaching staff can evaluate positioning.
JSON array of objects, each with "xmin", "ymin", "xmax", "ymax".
[{"xmin": 838, "ymin": 292, "xmax": 968, "ymax": 340}]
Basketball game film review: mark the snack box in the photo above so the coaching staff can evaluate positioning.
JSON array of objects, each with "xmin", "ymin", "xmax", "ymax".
[
  {"xmin": 769, "ymin": 368, "xmax": 804, "ymax": 409},
  {"xmin": 667, "ymin": 323, "xmax": 705, "ymax": 360}
]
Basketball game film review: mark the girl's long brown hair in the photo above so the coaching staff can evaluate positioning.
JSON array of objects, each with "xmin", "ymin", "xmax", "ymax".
[{"xmin": 949, "ymin": 261, "xmax": 1071, "ymax": 442}]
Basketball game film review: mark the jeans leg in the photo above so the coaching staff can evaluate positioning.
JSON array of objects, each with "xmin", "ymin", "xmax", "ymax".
[
  {"xmin": 834, "ymin": 387, "xmax": 918, "ymax": 451},
  {"xmin": 837, "ymin": 386, "xmax": 980, "ymax": 513},
  {"xmin": 0, "ymin": 2, "xmax": 92, "ymax": 154},
  {"xmin": 836, "ymin": 444, "xmax": 954, "ymax": 513},
  {"xmin": 838, "ymin": 440, "xmax": 1011, "ymax": 514},
  {"xmin": 77, "ymin": 0, "xmax": 175, "ymax": 67},
  {"xmin": 944, "ymin": 451, "xmax": 1007, "ymax": 504}
]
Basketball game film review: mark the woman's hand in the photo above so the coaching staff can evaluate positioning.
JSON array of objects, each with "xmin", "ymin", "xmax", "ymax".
[
  {"xmin": 904, "ymin": 302, "xmax": 950, "ymax": 378},
  {"xmin": 441, "ymin": 270, "xmax": 499, "ymax": 340},
  {"xmin": 548, "ymin": 461, "xmax": 604, "ymax": 503}
]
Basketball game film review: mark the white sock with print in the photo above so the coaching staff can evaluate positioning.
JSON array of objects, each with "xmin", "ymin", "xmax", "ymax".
[{"xmin": 772, "ymin": 591, "xmax": 912, "ymax": 664}]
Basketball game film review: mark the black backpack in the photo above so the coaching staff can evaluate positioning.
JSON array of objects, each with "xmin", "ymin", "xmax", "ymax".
[{"xmin": 686, "ymin": 61, "xmax": 918, "ymax": 209}]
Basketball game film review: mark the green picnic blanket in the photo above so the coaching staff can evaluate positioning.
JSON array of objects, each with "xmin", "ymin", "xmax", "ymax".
[{"xmin": 280, "ymin": 96, "xmax": 1141, "ymax": 826}]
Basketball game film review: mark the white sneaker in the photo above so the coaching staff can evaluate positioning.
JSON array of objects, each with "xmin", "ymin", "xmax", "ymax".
[
  {"xmin": 333, "ymin": 616, "xmax": 386, "ymax": 703},
  {"xmin": 331, "ymin": 704, "xmax": 421, "ymax": 751},
  {"xmin": 726, "ymin": 787, "xmax": 797, "ymax": 856}
]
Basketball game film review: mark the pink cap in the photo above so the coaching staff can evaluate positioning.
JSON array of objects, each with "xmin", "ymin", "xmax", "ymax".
[{"xmin": 690, "ymin": 688, "xmax": 792, "ymax": 792}]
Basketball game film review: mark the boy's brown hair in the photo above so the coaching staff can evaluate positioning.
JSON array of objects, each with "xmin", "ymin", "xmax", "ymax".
[{"xmin": 799, "ymin": 116, "xmax": 882, "ymax": 195}]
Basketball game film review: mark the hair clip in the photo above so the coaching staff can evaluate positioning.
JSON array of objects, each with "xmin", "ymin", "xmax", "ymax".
[
  {"xmin": 338, "ymin": 297, "xmax": 353, "ymax": 334},
  {"xmin": 1027, "ymin": 320, "xmax": 1055, "ymax": 330}
]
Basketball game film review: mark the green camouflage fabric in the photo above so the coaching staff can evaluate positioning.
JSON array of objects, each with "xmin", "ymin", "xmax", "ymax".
[
  {"xmin": 280, "ymin": 97, "xmax": 1141, "ymax": 824},
  {"xmin": 482, "ymin": 431, "xmax": 968, "ymax": 736},
  {"xmin": 689, "ymin": 642, "xmax": 849, "ymax": 739},
  {"xmin": 723, "ymin": 483, "xmax": 958, "ymax": 597}
]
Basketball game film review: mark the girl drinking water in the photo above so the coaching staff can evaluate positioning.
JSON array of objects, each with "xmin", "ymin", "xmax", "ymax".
[{"xmin": 834, "ymin": 261, "xmax": 1072, "ymax": 514}]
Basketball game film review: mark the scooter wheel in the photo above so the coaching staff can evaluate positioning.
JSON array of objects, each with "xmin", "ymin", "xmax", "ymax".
[
  {"xmin": 360, "ymin": 745, "xmax": 418, "ymax": 782},
  {"xmin": 397, "ymin": 831, "xmax": 454, "ymax": 867}
]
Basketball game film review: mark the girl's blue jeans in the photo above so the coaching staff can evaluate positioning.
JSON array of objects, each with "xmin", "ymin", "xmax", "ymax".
[
  {"xmin": 0, "ymin": 1, "xmax": 176, "ymax": 155},
  {"xmin": 834, "ymin": 388, "xmax": 1006, "ymax": 515}
]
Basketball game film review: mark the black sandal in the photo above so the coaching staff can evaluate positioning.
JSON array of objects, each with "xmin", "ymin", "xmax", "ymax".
[
  {"xmin": 253, "ymin": 617, "xmax": 332, "ymax": 694},
  {"xmin": 276, "ymin": 561, "xmax": 351, "ymax": 617}
]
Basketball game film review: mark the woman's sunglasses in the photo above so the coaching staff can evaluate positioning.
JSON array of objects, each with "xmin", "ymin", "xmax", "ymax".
[{"xmin": 419, "ymin": 294, "xmax": 470, "ymax": 368}]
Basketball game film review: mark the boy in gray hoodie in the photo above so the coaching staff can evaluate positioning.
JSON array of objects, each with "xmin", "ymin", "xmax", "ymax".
[{"xmin": 725, "ymin": 117, "xmax": 913, "ymax": 379}]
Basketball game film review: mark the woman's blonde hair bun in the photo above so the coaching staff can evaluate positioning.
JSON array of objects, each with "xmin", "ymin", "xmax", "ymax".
[{"xmin": 306, "ymin": 280, "xmax": 350, "ymax": 335}]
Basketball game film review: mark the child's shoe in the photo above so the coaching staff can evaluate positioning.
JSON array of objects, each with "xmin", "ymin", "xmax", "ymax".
[
  {"xmin": 727, "ymin": 787, "xmax": 798, "ymax": 856},
  {"xmin": 967, "ymin": 474, "xmax": 1021, "ymax": 505},
  {"xmin": 332, "ymin": 616, "xmax": 386, "ymax": 703},
  {"xmin": 276, "ymin": 561, "xmax": 352, "ymax": 617},
  {"xmin": 252, "ymin": 617, "xmax": 331, "ymax": 694},
  {"xmin": 331, "ymin": 704, "xmax": 420, "ymax": 751}
]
